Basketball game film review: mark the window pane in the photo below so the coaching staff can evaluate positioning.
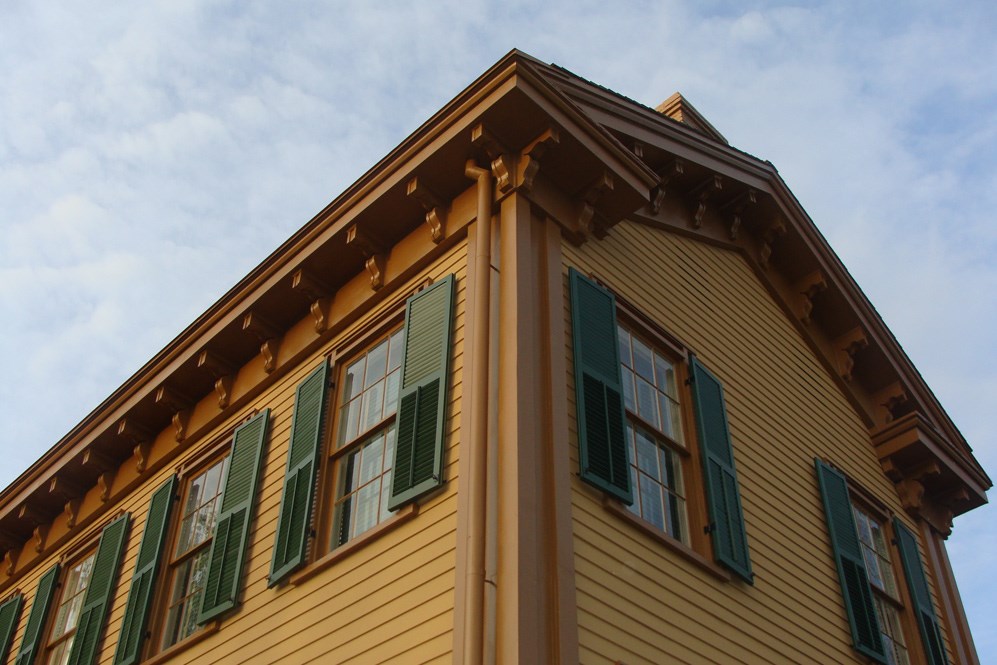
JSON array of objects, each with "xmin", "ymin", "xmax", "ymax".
[
  {"xmin": 621, "ymin": 368, "xmax": 636, "ymax": 413},
  {"xmin": 361, "ymin": 380, "xmax": 385, "ymax": 431},
  {"xmin": 632, "ymin": 337, "xmax": 654, "ymax": 382},
  {"xmin": 654, "ymin": 354, "xmax": 678, "ymax": 399},
  {"xmin": 364, "ymin": 340, "xmax": 389, "ymax": 388},
  {"xmin": 636, "ymin": 377, "xmax": 659, "ymax": 428},
  {"xmin": 618, "ymin": 326, "xmax": 632, "ymax": 367},
  {"xmin": 359, "ymin": 434, "xmax": 385, "ymax": 485},
  {"xmin": 635, "ymin": 429, "xmax": 659, "ymax": 479},
  {"xmin": 342, "ymin": 358, "xmax": 365, "ymax": 402},
  {"xmin": 338, "ymin": 397, "xmax": 362, "ymax": 445},
  {"xmin": 659, "ymin": 393, "xmax": 683, "ymax": 443},
  {"xmin": 384, "ymin": 368, "xmax": 401, "ymax": 417},
  {"xmin": 388, "ymin": 330, "xmax": 405, "ymax": 372},
  {"xmin": 352, "ymin": 482, "xmax": 380, "ymax": 537},
  {"xmin": 639, "ymin": 474, "xmax": 665, "ymax": 531}
]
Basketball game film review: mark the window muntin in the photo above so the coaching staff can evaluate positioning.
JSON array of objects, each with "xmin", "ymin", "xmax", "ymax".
[
  {"xmin": 44, "ymin": 552, "xmax": 96, "ymax": 665},
  {"xmin": 618, "ymin": 324, "xmax": 689, "ymax": 543},
  {"xmin": 331, "ymin": 328, "xmax": 404, "ymax": 548},
  {"xmin": 160, "ymin": 454, "xmax": 229, "ymax": 650},
  {"xmin": 853, "ymin": 503, "xmax": 910, "ymax": 665}
]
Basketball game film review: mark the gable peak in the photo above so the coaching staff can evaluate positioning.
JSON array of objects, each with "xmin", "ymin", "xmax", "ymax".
[{"xmin": 655, "ymin": 92, "xmax": 728, "ymax": 145}]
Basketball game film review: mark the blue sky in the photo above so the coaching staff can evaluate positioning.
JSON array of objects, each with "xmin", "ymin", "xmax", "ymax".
[{"xmin": 2, "ymin": 1, "xmax": 994, "ymax": 659}]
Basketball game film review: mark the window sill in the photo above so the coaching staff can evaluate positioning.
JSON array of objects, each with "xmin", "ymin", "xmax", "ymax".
[
  {"xmin": 144, "ymin": 620, "xmax": 220, "ymax": 665},
  {"xmin": 604, "ymin": 498, "xmax": 731, "ymax": 582},
  {"xmin": 290, "ymin": 503, "xmax": 418, "ymax": 586}
]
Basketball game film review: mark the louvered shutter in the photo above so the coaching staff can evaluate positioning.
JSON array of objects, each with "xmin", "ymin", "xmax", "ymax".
[
  {"xmin": 269, "ymin": 362, "xmax": 329, "ymax": 584},
  {"xmin": 689, "ymin": 356, "xmax": 753, "ymax": 583},
  {"xmin": 198, "ymin": 409, "xmax": 270, "ymax": 623},
  {"xmin": 388, "ymin": 275, "xmax": 455, "ymax": 510},
  {"xmin": 569, "ymin": 269, "xmax": 632, "ymax": 504},
  {"xmin": 66, "ymin": 513, "xmax": 131, "ymax": 665},
  {"xmin": 893, "ymin": 518, "xmax": 949, "ymax": 665},
  {"xmin": 0, "ymin": 594, "xmax": 23, "ymax": 663},
  {"xmin": 114, "ymin": 477, "xmax": 178, "ymax": 665},
  {"xmin": 14, "ymin": 564, "xmax": 59, "ymax": 665},
  {"xmin": 815, "ymin": 460, "xmax": 886, "ymax": 663}
]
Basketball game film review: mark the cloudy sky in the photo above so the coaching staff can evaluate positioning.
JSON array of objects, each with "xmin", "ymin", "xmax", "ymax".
[{"xmin": 2, "ymin": 0, "xmax": 994, "ymax": 658}]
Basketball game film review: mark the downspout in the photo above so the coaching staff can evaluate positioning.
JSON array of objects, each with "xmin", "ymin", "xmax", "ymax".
[{"xmin": 464, "ymin": 160, "xmax": 493, "ymax": 665}]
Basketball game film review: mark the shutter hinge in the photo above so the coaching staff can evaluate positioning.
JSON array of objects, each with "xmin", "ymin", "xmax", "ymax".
[
  {"xmin": 704, "ymin": 523, "xmax": 716, "ymax": 535},
  {"xmin": 309, "ymin": 529, "xmax": 317, "ymax": 538}
]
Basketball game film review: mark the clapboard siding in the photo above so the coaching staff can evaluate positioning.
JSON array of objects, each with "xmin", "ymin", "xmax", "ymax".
[
  {"xmin": 563, "ymin": 222, "xmax": 949, "ymax": 664},
  {"xmin": 3, "ymin": 239, "xmax": 465, "ymax": 665}
]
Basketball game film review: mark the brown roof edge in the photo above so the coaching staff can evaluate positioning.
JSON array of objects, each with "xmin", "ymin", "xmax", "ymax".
[{"xmin": 655, "ymin": 92, "xmax": 729, "ymax": 145}]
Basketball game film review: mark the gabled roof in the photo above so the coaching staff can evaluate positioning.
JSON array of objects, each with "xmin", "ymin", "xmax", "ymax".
[
  {"xmin": 655, "ymin": 92, "xmax": 729, "ymax": 145},
  {"xmin": 0, "ymin": 50, "xmax": 986, "ymax": 581}
]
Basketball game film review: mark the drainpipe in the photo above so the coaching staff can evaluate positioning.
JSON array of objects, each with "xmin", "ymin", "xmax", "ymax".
[{"xmin": 464, "ymin": 159, "xmax": 493, "ymax": 665}]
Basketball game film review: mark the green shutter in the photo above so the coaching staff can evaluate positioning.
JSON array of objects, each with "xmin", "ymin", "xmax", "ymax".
[
  {"xmin": 66, "ymin": 513, "xmax": 131, "ymax": 665},
  {"xmin": 893, "ymin": 518, "xmax": 949, "ymax": 665},
  {"xmin": 114, "ymin": 476, "xmax": 178, "ymax": 665},
  {"xmin": 388, "ymin": 275, "xmax": 455, "ymax": 510},
  {"xmin": 814, "ymin": 460, "xmax": 886, "ymax": 663},
  {"xmin": 689, "ymin": 356, "xmax": 753, "ymax": 583},
  {"xmin": 14, "ymin": 563, "xmax": 59, "ymax": 665},
  {"xmin": 198, "ymin": 409, "xmax": 270, "ymax": 623},
  {"xmin": 569, "ymin": 268, "xmax": 632, "ymax": 504},
  {"xmin": 0, "ymin": 594, "xmax": 23, "ymax": 664},
  {"xmin": 269, "ymin": 361, "xmax": 330, "ymax": 585}
]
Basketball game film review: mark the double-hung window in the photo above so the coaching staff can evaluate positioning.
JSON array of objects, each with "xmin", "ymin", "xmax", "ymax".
[
  {"xmin": 43, "ymin": 551, "xmax": 96, "ymax": 665},
  {"xmin": 569, "ymin": 268, "xmax": 753, "ymax": 582},
  {"xmin": 159, "ymin": 453, "xmax": 229, "ymax": 649},
  {"xmin": 330, "ymin": 327, "xmax": 404, "ymax": 547}
]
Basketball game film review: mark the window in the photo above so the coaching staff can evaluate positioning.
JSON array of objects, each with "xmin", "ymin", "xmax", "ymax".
[
  {"xmin": 569, "ymin": 268, "xmax": 752, "ymax": 582},
  {"xmin": 158, "ymin": 454, "xmax": 229, "ymax": 650},
  {"xmin": 852, "ymin": 503, "xmax": 910, "ymax": 665},
  {"xmin": 330, "ymin": 327, "xmax": 404, "ymax": 547},
  {"xmin": 43, "ymin": 550, "xmax": 96, "ymax": 665},
  {"xmin": 618, "ymin": 325, "xmax": 689, "ymax": 543}
]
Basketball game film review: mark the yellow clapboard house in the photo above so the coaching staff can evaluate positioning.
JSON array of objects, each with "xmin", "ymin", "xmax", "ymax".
[{"xmin": 0, "ymin": 50, "xmax": 988, "ymax": 665}]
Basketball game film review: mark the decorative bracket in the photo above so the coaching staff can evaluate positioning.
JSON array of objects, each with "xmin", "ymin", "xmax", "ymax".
[
  {"xmin": 873, "ymin": 382, "xmax": 911, "ymax": 425},
  {"xmin": 689, "ymin": 174, "xmax": 723, "ymax": 228},
  {"xmin": 242, "ymin": 311, "xmax": 281, "ymax": 373},
  {"xmin": 471, "ymin": 123, "xmax": 513, "ymax": 193},
  {"xmin": 2, "ymin": 548, "xmax": 15, "ymax": 577},
  {"xmin": 32, "ymin": 525, "xmax": 48, "ymax": 554},
  {"xmin": 346, "ymin": 224, "xmax": 387, "ymax": 290},
  {"xmin": 759, "ymin": 218, "xmax": 787, "ymax": 269},
  {"xmin": 406, "ymin": 176, "xmax": 447, "ymax": 243},
  {"xmin": 794, "ymin": 271, "xmax": 828, "ymax": 325},
  {"xmin": 97, "ymin": 470, "xmax": 115, "ymax": 503},
  {"xmin": 63, "ymin": 498, "xmax": 82, "ymax": 529},
  {"xmin": 835, "ymin": 327, "xmax": 868, "ymax": 382},
  {"xmin": 651, "ymin": 158, "xmax": 684, "ymax": 213},
  {"xmin": 291, "ymin": 268, "xmax": 333, "ymax": 333},
  {"xmin": 155, "ymin": 385, "xmax": 193, "ymax": 443},
  {"xmin": 520, "ymin": 127, "xmax": 560, "ymax": 192},
  {"xmin": 577, "ymin": 172, "xmax": 615, "ymax": 240},
  {"xmin": 117, "ymin": 418, "xmax": 154, "ymax": 472},
  {"xmin": 197, "ymin": 349, "xmax": 236, "ymax": 409},
  {"xmin": 721, "ymin": 188, "xmax": 757, "ymax": 240}
]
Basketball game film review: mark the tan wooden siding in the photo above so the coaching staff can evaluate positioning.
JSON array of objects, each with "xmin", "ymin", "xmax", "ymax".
[
  {"xmin": 3, "ymin": 239, "xmax": 465, "ymax": 665},
  {"xmin": 563, "ymin": 222, "xmax": 949, "ymax": 664}
]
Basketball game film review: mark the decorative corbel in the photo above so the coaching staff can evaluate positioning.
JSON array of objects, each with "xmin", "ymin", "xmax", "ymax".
[
  {"xmin": 32, "ymin": 524, "xmax": 48, "ymax": 553},
  {"xmin": 406, "ymin": 176, "xmax": 447, "ymax": 243},
  {"xmin": 345, "ymin": 224, "xmax": 387, "ymax": 290},
  {"xmin": 651, "ymin": 158, "xmax": 684, "ymax": 213},
  {"xmin": 835, "ymin": 327, "xmax": 868, "ymax": 382},
  {"xmin": 2, "ymin": 548, "xmax": 15, "ymax": 576},
  {"xmin": 576, "ymin": 172, "xmax": 615, "ymax": 240},
  {"xmin": 242, "ymin": 311, "xmax": 281, "ymax": 374},
  {"xmin": 155, "ymin": 385, "xmax": 192, "ymax": 443},
  {"xmin": 873, "ymin": 382, "xmax": 910, "ymax": 425},
  {"xmin": 896, "ymin": 477, "xmax": 926, "ymax": 513},
  {"xmin": 63, "ymin": 497, "xmax": 81, "ymax": 529},
  {"xmin": 97, "ymin": 470, "xmax": 115, "ymax": 503},
  {"xmin": 759, "ymin": 218, "xmax": 787, "ymax": 269},
  {"xmin": 794, "ymin": 271, "xmax": 827, "ymax": 325},
  {"xmin": 291, "ymin": 268, "xmax": 333, "ymax": 334},
  {"xmin": 721, "ymin": 189, "xmax": 757, "ymax": 240},
  {"xmin": 688, "ymin": 174, "xmax": 723, "ymax": 228},
  {"xmin": 117, "ymin": 418, "xmax": 154, "ymax": 473},
  {"xmin": 471, "ymin": 123, "xmax": 513, "ymax": 193},
  {"xmin": 520, "ymin": 127, "xmax": 560, "ymax": 192},
  {"xmin": 197, "ymin": 349, "xmax": 236, "ymax": 409}
]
